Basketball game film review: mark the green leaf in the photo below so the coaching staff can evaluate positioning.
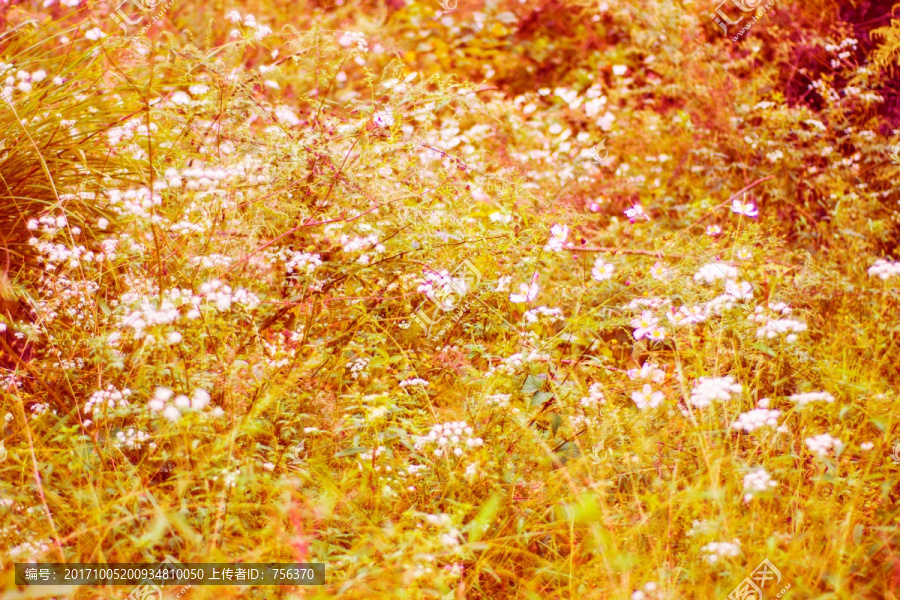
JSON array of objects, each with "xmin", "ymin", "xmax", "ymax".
[
  {"xmin": 521, "ymin": 374, "xmax": 544, "ymax": 395},
  {"xmin": 334, "ymin": 446, "xmax": 369, "ymax": 458},
  {"xmin": 550, "ymin": 413, "xmax": 562, "ymax": 435},
  {"xmin": 531, "ymin": 390, "xmax": 553, "ymax": 407}
]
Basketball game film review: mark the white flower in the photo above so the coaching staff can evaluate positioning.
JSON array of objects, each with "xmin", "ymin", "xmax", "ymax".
[
  {"xmin": 612, "ymin": 65, "xmax": 628, "ymax": 76},
  {"xmin": 689, "ymin": 376, "xmax": 742, "ymax": 408},
  {"xmin": 627, "ymin": 361, "xmax": 666, "ymax": 383},
  {"xmin": 861, "ymin": 442, "xmax": 874, "ymax": 451},
  {"xmin": 725, "ymin": 280, "xmax": 753, "ymax": 300},
  {"xmin": 97, "ymin": 218, "xmax": 109, "ymax": 230},
  {"xmin": 273, "ymin": 105, "xmax": 300, "ymax": 126},
  {"xmin": 706, "ymin": 224, "xmax": 722, "ymax": 236},
  {"xmin": 162, "ymin": 405, "xmax": 181, "ymax": 422},
  {"xmin": 373, "ymin": 110, "xmax": 395, "ymax": 128},
  {"xmin": 510, "ymin": 274, "xmax": 539, "ymax": 304},
  {"xmin": 701, "ymin": 540, "xmax": 741, "ymax": 563},
  {"xmin": 625, "ymin": 204, "xmax": 649, "ymax": 222},
  {"xmin": 868, "ymin": 259, "xmax": 900, "ymax": 280},
  {"xmin": 591, "ymin": 258, "xmax": 614, "ymax": 281},
  {"xmin": 788, "ymin": 391, "xmax": 835, "ymax": 406},
  {"xmin": 544, "ymin": 224, "xmax": 569, "ymax": 252},
  {"xmin": 166, "ymin": 331, "xmax": 183, "ymax": 345},
  {"xmin": 225, "ymin": 10, "xmax": 242, "ymax": 22},
  {"xmin": 743, "ymin": 468, "xmax": 778, "ymax": 498},
  {"xmin": 191, "ymin": 389, "xmax": 211, "ymax": 410},
  {"xmin": 693, "ymin": 262, "xmax": 738, "ymax": 284},
  {"xmin": 731, "ymin": 409, "xmax": 781, "ymax": 433},
  {"xmin": 648, "ymin": 262, "xmax": 669, "ymax": 280},
  {"xmin": 805, "ymin": 433, "xmax": 843, "ymax": 456},
  {"xmin": 631, "ymin": 384, "xmax": 664, "ymax": 410},
  {"xmin": 84, "ymin": 27, "xmax": 105, "ymax": 41},
  {"xmin": 731, "ymin": 198, "xmax": 758, "ymax": 218}
]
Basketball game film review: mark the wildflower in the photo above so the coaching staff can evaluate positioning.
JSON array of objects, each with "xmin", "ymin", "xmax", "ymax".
[
  {"xmin": 648, "ymin": 262, "xmax": 669, "ymax": 280},
  {"xmin": 97, "ymin": 217, "xmax": 109, "ymax": 230},
  {"xmin": 166, "ymin": 331, "xmax": 183, "ymax": 345},
  {"xmin": 225, "ymin": 10, "xmax": 242, "ymax": 22},
  {"xmin": 860, "ymin": 442, "xmax": 874, "ymax": 451},
  {"xmin": 544, "ymin": 224, "xmax": 569, "ymax": 252},
  {"xmin": 509, "ymin": 273, "xmax": 539, "ymax": 303},
  {"xmin": 868, "ymin": 259, "xmax": 900, "ymax": 280},
  {"xmin": 579, "ymin": 383, "xmax": 605, "ymax": 407},
  {"xmin": 591, "ymin": 258, "xmax": 614, "ymax": 281},
  {"xmin": 731, "ymin": 409, "xmax": 781, "ymax": 433},
  {"xmin": 273, "ymin": 105, "xmax": 300, "ymax": 126},
  {"xmin": 631, "ymin": 384, "xmax": 664, "ymax": 409},
  {"xmin": 624, "ymin": 204, "xmax": 649, "ymax": 222},
  {"xmin": 627, "ymin": 361, "xmax": 665, "ymax": 383},
  {"xmin": 630, "ymin": 311, "xmax": 658, "ymax": 340},
  {"xmin": 84, "ymin": 28, "xmax": 105, "ymax": 41},
  {"xmin": 646, "ymin": 327, "xmax": 667, "ymax": 341},
  {"xmin": 701, "ymin": 540, "xmax": 741, "ymax": 563},
  {"xmin": 373, "ymin": 110, "xmax": 395, "ymax": 128},
  {"xmin": 736, "ymin": 248, "xmax": 752, "ymax": 260},
  {"xmin": 788, "ymin": 391, "xmax": 835, "ymax": 406},
  {"xmin": 725, "ymin": 280, "xmax": 753, "ymax": 300},
  {"xmin": 743, "ymin": 468, "xmax": 777, "ymax": 502},
  {"xmin": 706, "ymin": 224, "xmax": 722, "ymax": 236},
  {"xmin": 731, "ymin": 198, "xmax": 759, "ymax": 218},
  {"xmin": 612, "ymin": 65, "xmax": 628, "ymax": 76},
  {"xmin": 805, "ymin": 433, "xmax": 843, "ymax": 456},
  {"xmin": 399, "ymin": 378, "xmax": 429, "ymax": 387},
  {"xmin": 689, "ymin": 376, "xmax": 742, "ymax": 408},
  {"xmin": 693, "ymin": 262, "xmax": 738, "ymax": 284}
]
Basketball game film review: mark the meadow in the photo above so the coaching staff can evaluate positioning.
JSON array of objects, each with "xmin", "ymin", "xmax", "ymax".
[{"xmin": 1, "ymin": 0, "xmax": 899, "ymax": 598}]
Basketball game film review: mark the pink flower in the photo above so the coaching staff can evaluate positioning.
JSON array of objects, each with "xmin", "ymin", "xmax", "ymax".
[
  {"xmin": 731, "ymin": 198, "xmax": 758, "ymax": 218},
  {"xmin": 625, "ymin": 204, "xmax": 649, "ymax": 223}
]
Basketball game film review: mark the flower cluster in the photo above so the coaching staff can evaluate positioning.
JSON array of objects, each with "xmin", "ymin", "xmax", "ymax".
[
  {"xmin": 688, "ymin": 376, "xmax": 742, "ymax": 408},
  {"xmin": 743, "ymin": 468, "xmax": 778, "ymax": 501},
  {"xmin": 523, "ymin": 306, "xmax": 564, "ymax": 324},
  {"xmin": 731, "ymin": 409, "xmax": 781, "ymax": 433},
  {"xmin": 868, "ymin": 259, "xmax": 900, "ymax": 280},
  {"xmin": 630, "ymin": 311, "xmax": 666, "ymax": 341},
  {"xmin": 805, "ymin": 433, "xmax": 843, "ymax": 456},
  {"xmin": 199, "ymin": 279, "xmax": 261, "ymax": 312},
  {"xmin": 114, "ymin": 428, "xmax": 154, "ymax": 450},
  {"xmin": 147, "ymin": 387, "xmax": 215, "ymax": 422},
  {"xmin": 693, "ymin": 262, "xmax": 738, "ymax": 284},
  {"xmin": 413, "ymin": 421, "xmax": 483, "ymax": 458},
  {"xmin": 700, "ymin": 540, "xmax": 741, "ymax": 563},
  {"xmin": 544, "ymin": 224, "xmax": 569, "ymax": 252},
  {"xmin": 788, "ymin": 391, "xmax": 835, "ymax": 406},
  {"xmin": 83, "ymin": 385, "xmax": 132, "ymax": 424},
  {"xmin": 579, "ymin": 383, "xmax": 606, "ymax": 407},
  {"xmin": 748, "ymin": 304, "xmax": 807, "ymax": 342}
]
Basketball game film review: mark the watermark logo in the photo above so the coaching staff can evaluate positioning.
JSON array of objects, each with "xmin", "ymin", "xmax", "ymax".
[
  {"xmin": 588, "ymin": 441, "xmax": 611, "ymax": 464},
  {"xmin": 125, "ymin": 558, "xmax": 189, "ymax": 600},
  {"xmin": 408, "ymin": 259, "xmax": 483, "ymax": 340},
  {"xmin": 726, "ymin": 558, "xmax": 790, "ymax": 600},
  {"xmin": 110, "ymin": 0, "xmax": 181, "ymax": 37},
  {"xmin": 438, "ymin": 0, "xmax": 458, "ymax": 12},
  {"xmin": 710, "ymin": 0, "xmax": 778, "ymax": 41},
  {"xmin": 588, "ymin": 138, "xmax": 608, "ymax": 164},
  {"xmin": 890, "ymin": 442, "xmax": 900, "ymax": 465},
  {"xmin": 888, "ymin": 141, "xmax": 900, "ymax": 165},
  {"xmin": 286, "ymin": 440, "xmax": 307, "ymax": 466}
]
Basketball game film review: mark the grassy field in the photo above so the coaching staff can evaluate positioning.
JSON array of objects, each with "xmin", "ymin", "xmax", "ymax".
[{"xmin": 1, "ymin": 0, "xmax": 900, "ymax": 598}]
